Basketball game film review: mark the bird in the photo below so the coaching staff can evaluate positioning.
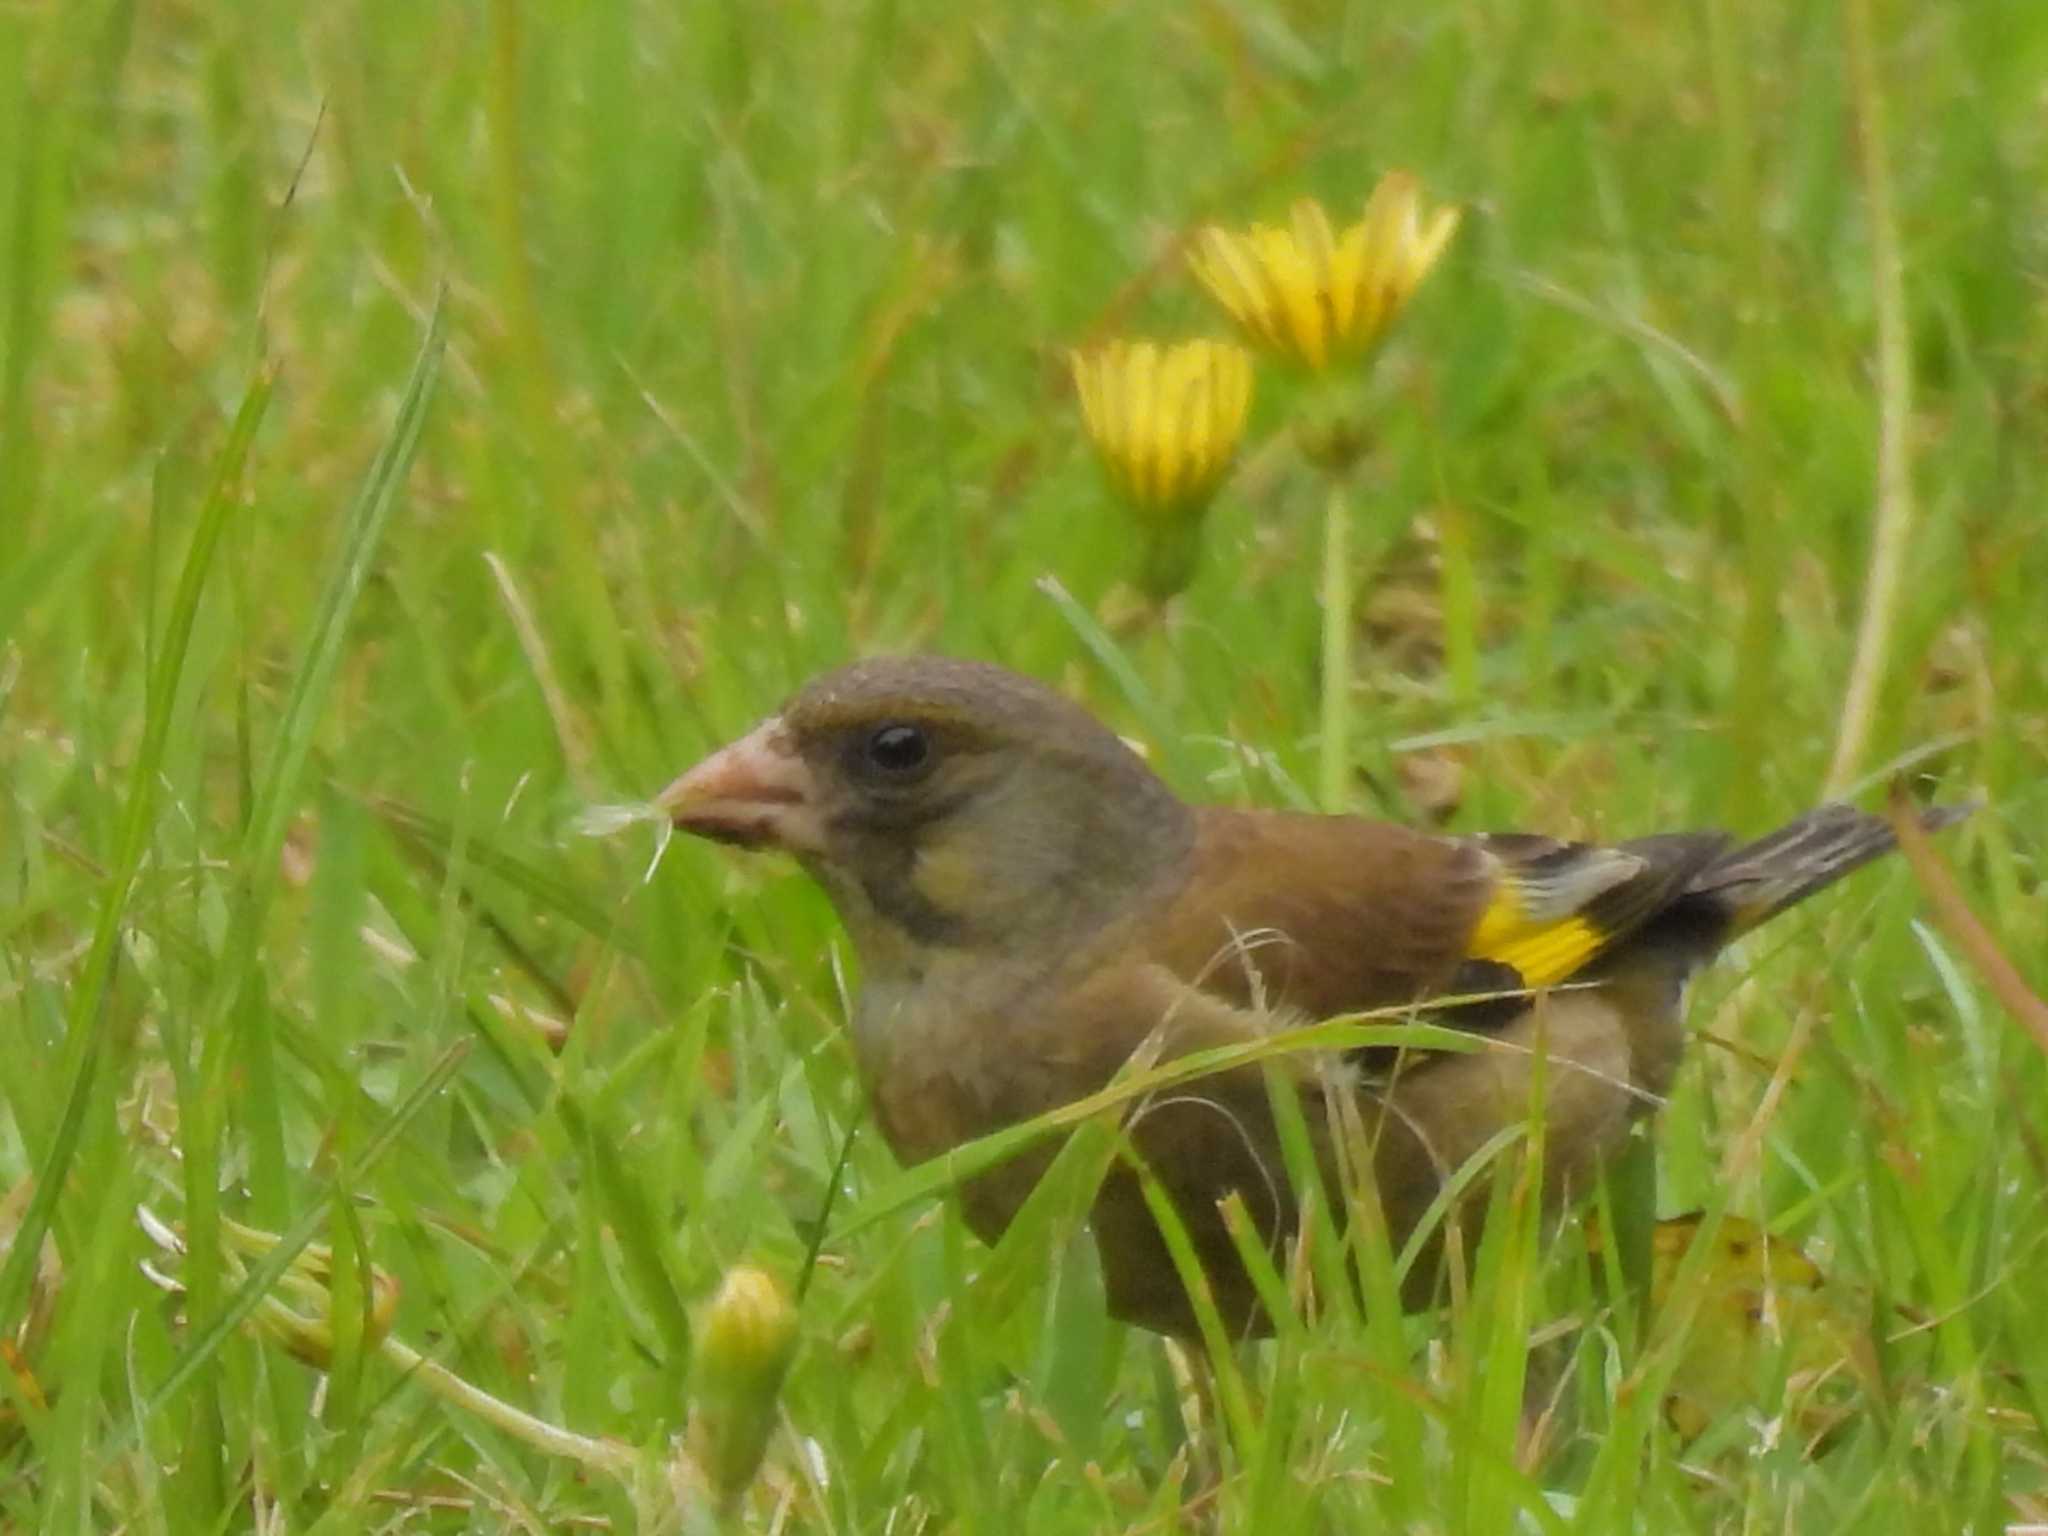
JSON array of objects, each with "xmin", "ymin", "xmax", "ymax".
[{"xmin": 656, "ymin": 655, "xmax": 1957, "ymax": 1339}]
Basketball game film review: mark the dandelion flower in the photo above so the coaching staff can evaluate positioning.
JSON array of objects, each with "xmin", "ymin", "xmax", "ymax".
[
  {"xmin": 1069, "ymin": 337, "xmax": 1253, "ymax": 520},
  {"xmin": 1190, "ymin": 171, "xmax": 1459, "ymax": 373}
]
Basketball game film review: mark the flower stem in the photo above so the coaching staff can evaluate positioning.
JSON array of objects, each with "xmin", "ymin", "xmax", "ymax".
[
  {"xmin": 1319, "ymin": 479, "xmax": 1352, "ymax": 811},
  {"xmin": 1825, "ymin": 0, "xmax": 1913, "ymax": 796},
  {"xmin": 1705, "ymin": 0, "xmax": 1783, "ymax": 817},
  {"xmin": 380, "ymin": 1332, "xmax": 639, "ymax": 1478}
]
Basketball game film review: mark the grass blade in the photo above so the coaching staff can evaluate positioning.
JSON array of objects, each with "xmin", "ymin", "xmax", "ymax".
[
  {"xmin": 0, "ymin": 369, "xmax": 273, "ymax": 1335},
  {"xmin": 130, "ymin": 1040, "xmax": 473, "ymax": 1431}
]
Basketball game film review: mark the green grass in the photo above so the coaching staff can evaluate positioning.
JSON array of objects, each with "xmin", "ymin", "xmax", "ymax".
[{"xmin": 3, "ymin": 0, "xmax": 2046, "ymax": 1529}]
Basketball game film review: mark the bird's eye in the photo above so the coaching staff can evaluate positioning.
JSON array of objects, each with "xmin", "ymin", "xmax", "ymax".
[{"xmin": 863, "ymin": 723, "xmax": 931, "ymax": 777}]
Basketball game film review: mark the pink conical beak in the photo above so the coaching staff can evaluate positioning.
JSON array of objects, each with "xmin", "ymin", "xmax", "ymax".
[{"xmin": 656, "ymin": 717, "xmax": 826, "ymax": 855}]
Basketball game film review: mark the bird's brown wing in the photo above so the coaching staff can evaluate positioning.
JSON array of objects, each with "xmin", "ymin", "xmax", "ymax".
[
  {"xmin": 1137, "ymin": 808, "xmax": 1498, "ymax": 1020},
  {"xmin": 1138, "ymin": 809, "xmax": 1739, "ymax": 1024}
]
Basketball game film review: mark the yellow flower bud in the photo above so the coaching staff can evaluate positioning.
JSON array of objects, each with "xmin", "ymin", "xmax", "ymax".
[{"xmin": 686, "ymin": 1265, "xmax": 800, "ymax": 1504}]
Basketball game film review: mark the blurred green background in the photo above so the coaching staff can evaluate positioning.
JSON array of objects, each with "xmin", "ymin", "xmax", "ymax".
[{"xmin": 3, "ymin": 0, "xmax": 2044, "ymax": 1530}]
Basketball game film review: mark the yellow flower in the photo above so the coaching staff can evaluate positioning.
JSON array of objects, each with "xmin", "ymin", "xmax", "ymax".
[
  {"xmin": 1069, "ymin": 337, "xmax": 1253, "ymax": 521},
  {"xmin": 1189, "ymin": 171, "xmax": 1459, "ymax": 372}
]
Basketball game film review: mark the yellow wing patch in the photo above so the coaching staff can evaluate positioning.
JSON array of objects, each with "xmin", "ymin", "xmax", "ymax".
[{"xmin": 1467, "ymin": 886, "xmax": 1605, "ymax": 988}]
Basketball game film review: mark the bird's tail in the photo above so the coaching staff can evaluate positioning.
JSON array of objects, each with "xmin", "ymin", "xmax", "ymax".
[{"xmin": 1687, "ymin": 801, "xmax": 1969, "ymax": 935}]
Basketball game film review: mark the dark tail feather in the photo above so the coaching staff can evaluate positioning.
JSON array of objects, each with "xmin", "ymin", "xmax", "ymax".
[{"xmin": 1689, "ymin": 801, "xmax": 1971, "ymax": 933}]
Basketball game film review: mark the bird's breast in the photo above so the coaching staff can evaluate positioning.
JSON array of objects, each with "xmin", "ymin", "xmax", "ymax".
[{"xmin": 851, "ymin": 976, "xmax": 1016, "ymax": 1165}]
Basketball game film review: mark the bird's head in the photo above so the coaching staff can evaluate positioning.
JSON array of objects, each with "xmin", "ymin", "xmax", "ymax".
[{"xmin": 658, "ymin": 657, "xmax": 1194, "ymax": 976}]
